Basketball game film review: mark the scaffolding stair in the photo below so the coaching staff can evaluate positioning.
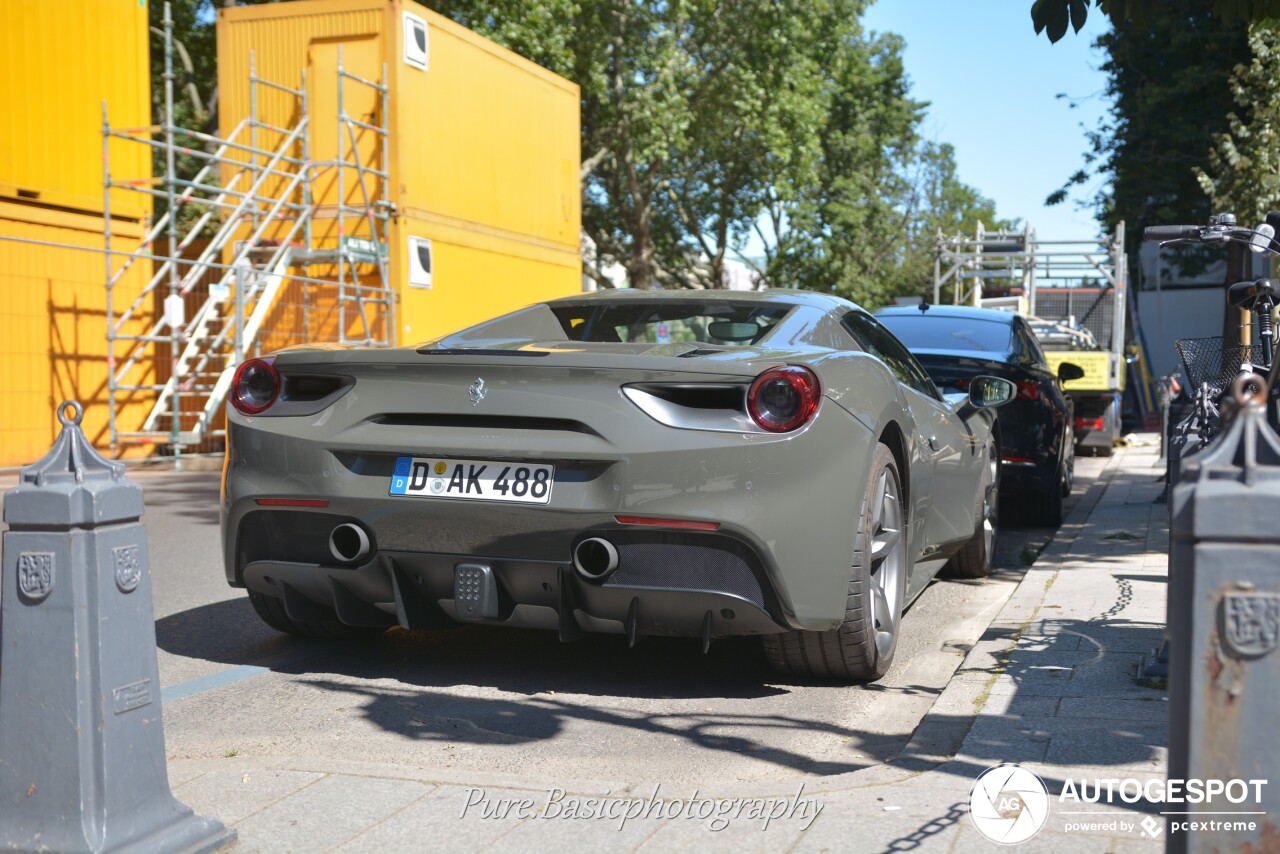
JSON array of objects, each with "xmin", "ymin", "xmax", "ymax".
[{"xmin": 141, "ymin": 244, "xmax": 298, "ymax": 442}]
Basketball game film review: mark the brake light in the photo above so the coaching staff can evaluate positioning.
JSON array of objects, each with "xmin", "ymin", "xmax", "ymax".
[
  {"xmin": 1076, "ymin": 416, "xmax": 1106, "ymax": 432},
  {"xmin": 1016, "ymin": 380, "xmax": 1041, "ymax": 401},
  {"xmin": 230, "ymin": 358, "xmax": 280, "ymax": 415},
  {"xmin": 747, "ymin": 366, "xmax": 821, "ymax": 432},
  {"xmin": 951, "ymin": 378, "xmax": 972, "ymax": 390}
]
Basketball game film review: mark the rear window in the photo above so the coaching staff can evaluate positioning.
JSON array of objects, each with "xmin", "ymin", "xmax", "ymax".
[
  {"xmin": 551, "ymin": 302, "xmax": 791, "ymax": 345},
  {"xmin": 877, "ymin": 314, "xmax": 1013, "ymax": 353}
]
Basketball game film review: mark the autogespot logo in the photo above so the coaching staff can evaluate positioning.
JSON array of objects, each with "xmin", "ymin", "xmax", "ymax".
[{"xmin": 969, "ymin": 763, "xmax": 1051, "ymax": 845}]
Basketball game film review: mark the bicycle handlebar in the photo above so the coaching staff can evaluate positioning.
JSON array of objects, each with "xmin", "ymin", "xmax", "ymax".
[{"xmin": 1143, "ymin": 225, "xmax": 1203, "ymax": 242}]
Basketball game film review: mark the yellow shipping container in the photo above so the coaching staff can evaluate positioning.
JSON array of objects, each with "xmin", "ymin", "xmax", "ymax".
[
  {"xmin": 216, "ymin": 0, "xmax": 582, "ymax": 343},
  {"xmin": 0, "ymin": 205, "xmax": 155, "ymax": 467},
  {"xmin": 0, "ymin": 0, "xmax": 151, "ymax": 219},
  {"xmin": 0, "ymin": 0, "xmax": 152, "ymax": 467}
]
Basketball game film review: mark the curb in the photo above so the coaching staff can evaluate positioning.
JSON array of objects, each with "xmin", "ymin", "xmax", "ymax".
[{"xmin": 887, "ymin": 448, "xmax": 1125, "ymax": 773}]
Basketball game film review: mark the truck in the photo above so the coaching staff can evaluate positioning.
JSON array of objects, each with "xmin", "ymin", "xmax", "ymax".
[{"xmin": 933, "ymin": 222, "xmax": 1128, "ymax": 455}]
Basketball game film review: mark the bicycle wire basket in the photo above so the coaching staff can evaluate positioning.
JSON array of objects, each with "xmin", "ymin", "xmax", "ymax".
[{"xmin": 1174, "ymin": 336, "xmax": 1263, "ymax": 399}]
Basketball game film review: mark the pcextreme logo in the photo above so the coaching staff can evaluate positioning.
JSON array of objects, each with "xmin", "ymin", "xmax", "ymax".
[{"xmin": 969, "ymin": 764, "xmax": 1051, "ymax": 845}]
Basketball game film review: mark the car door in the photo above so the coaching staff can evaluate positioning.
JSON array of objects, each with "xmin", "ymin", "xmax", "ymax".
[
  {"xmin": 843, "ymin": 313, "xmax": 983, "ymax": 562},
  {"xmin": 842, "ymin": 313, "xmax": 961, "ymax": 565}
]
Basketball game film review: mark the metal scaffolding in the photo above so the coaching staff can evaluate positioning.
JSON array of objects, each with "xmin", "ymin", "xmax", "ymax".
[
  {"xmin": 933, "ymin": 222, "xmax": 1127, "ymax": 352},
  {"xmin": 103, "ymin": 2, "xmax": 394, "ymax": 460}
]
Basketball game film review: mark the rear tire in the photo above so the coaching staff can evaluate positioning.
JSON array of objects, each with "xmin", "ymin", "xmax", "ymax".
[
  {"xmin": 763, "ymin": 444, "xmax": 906, "ymax": 682},
  {"xmin": 248, "ymin": 591, "xmax": 386, "ymax": 640},
  {"xmin": 944, "ymin": 435, "xmax": 999, "ymax": 579},
  {"xmin": 1034, "ymin": 458, "xmax": 1065, "ymax": 528}
]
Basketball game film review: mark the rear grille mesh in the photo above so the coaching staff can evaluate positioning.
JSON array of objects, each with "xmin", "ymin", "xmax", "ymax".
[{"xmin": 604, "ymin": 539, "xmax": 766, "ymax": 608}]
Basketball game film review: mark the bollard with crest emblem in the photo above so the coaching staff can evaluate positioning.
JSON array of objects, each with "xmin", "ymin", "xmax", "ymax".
[
  {"xmin": 1168, "ymin": 386, "xmax": 1280, "ymax": 852},
  {"xmin": 0, "ymin": 401, "xmax": 233, "ymax": 853}
]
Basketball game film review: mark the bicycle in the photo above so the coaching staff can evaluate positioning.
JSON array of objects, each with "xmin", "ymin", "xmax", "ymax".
[{"xmin": 1144, "ymin": 212, "xmax": 1280, "ymax": 479}]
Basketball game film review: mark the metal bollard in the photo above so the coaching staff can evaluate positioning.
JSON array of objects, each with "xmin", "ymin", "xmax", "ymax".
[
  {"xmin": 1168, "ymin": 394, "xmax": 1280, "ymax": 852},
  {"xmin": 0, "ymin": 402, "xmax": 234, "ymax": 853}
]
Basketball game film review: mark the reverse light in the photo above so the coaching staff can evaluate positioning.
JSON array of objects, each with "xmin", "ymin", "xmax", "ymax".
[
  {"xmin": 230, "ymin": 358, "xmax": 280, "ymax": 415},
  {"xmin": 615, "ymin": 516, "xmax": 721, "ymax": 531},
  {"xmin": 747, "ymin": 366, "xmax": 821, "ymax": 432}
]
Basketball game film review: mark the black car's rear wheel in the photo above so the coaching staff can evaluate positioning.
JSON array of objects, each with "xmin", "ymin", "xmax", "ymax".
[
  {"xmin": 1033, "ymin": 452, "xmax": 1065, "ymax": 528},
  {"xmin": 248, "ymin": 590, "xmax": 387, "ymax": 640},
  {"xmin": 944, "ymin": 435, "xmax": 999, "ymax": 579},
  {"xmin": 764, "ymin": 444, "xmax": 906, "ymax": 682}
]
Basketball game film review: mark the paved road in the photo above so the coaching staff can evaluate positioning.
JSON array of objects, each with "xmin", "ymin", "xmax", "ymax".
[{"xmin": 0, "ymin": 453, "xmax": 1111, "ymax": 786}]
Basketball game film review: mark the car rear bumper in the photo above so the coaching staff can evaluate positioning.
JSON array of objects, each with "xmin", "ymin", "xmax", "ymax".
[
  {"xmin": 236, "ymin": 523, "xmax": 786, "ymax": 641},
  {"xmin": 220, "ymin": 402, "xmax": 873, "ymax": 636}
]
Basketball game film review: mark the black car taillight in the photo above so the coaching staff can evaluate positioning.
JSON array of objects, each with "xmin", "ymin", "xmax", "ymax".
[
  {"xmin": 1016, "ymin": 380, "xmax": 1041, "ymax": 401},
  {"xmin": 230, "ymin": 358, "xmax": 279, "ymax": 415},
  {"xmin": 747, "ymin": 366, "xmax": 820, "ymax": 432}
]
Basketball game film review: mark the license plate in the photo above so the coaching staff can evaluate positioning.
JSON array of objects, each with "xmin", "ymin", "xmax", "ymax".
[{"xmin": 389, "ymin": 456, "xmax": 554, "ymax": 504}]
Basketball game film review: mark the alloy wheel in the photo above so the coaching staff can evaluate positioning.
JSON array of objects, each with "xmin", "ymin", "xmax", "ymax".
[{"xmin": 868, "ymin": 467, "xmax": 906, "ymax": 660}]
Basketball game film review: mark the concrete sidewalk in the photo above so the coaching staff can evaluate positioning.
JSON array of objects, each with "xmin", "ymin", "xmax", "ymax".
[{"xmin": 166, "ymin": 441, "xmax": 1170, "ymax": 853}]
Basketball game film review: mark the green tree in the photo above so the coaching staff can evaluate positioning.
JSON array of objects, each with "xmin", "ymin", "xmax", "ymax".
[
  {"xmin": 888, "ymin": 142, "xmax": 1013, "ymax": 302},
  {"xmin": 1047, "ymin": 3, "xmax": 1249, "ymax": 268},
  {"xmin": 658, "ymin": 0, "xmax": 863, "ymax": 289},
  {"xmin": 750, "ymin": 30, "xmax": 922, "ymax": 301},
  {"xmin": 1030, "ymin": 0, "xmax": 1280, "ymax": 42},
  {"xmin": 158, "ymin": 0, "xmax": 1000, "ymax": 299},
  {"xmin": 1195, "ymin": 22, "xmax": 1280, "ymax": 223},
  {"xmin": 746, "ymin": 34, "xmax": 1005, "ymax": 306}
]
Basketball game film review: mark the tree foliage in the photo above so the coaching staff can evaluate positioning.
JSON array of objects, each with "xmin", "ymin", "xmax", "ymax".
[
  {"xmin": 1195, "ymin": 22, "xmax": 1280, "ymax": 223},
  {"xmin": 1047, "ymin": 3, "xmax": 1249, "ymax": 265},
  {"xmin": 1030, "ymin": 0, "xmax": 1280, "ymax": 42},
  {"xmin": 150, "ymin": 0, "xmax": 1004, "ymax": 305},
  {"xmin": 436, "ymin": 0, "xmax": 1006, "ymax": 301}
]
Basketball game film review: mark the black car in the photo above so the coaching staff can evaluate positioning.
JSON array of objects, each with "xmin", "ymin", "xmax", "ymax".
[{"xmin": 876, "ymin": 304, "xmax": 1081, "ymax": 527}]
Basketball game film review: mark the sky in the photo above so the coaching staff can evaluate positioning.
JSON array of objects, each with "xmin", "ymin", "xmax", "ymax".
[{"xmin": 862, "ymin": 0, "xmax": 1114, "ymax": 241}]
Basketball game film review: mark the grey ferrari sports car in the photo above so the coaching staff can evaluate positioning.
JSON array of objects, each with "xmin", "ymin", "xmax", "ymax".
[{"xmin": 221, "ymin": 289, "xmax": 1012, "ymax": 681}]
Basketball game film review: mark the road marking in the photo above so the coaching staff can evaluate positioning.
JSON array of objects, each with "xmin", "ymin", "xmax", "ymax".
[{"xmin": 161, "ymin": 664, "xmax": 270, "ymax": 704}]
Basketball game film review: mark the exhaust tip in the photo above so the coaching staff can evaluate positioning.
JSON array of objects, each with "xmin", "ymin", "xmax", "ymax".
[
  {"xmin": 329, "ymin": 522, "xmax": 372, "ymax": 564},
  {"xmin": 573, "ymin": 537, "xmax": 619, "ymax": 581}
]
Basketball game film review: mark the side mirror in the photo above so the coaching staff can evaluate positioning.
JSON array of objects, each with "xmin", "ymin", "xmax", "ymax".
[
  {"xmin": 1058, "ymin": 362, "xmax": 1086, "ymax": 382},
  {"xmin": 968, "ymin": 376, "xmax": 1015, "ymax": 409}
]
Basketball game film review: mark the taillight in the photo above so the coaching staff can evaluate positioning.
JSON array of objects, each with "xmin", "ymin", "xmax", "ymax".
[
  {"xmin": 1076, "ymin": 416, "xmax": 1105, "ymax": 432},
  {"xmin": 230, "ymin": 358, "xmax": 279, "ymax": 415},
  {"xmin": 747, "ymin": 366, "xmax": 820, "ymax": 432},
  {"xmin": 1016, "ymin": 380, "xmax": 1041, "ymax": 401}
]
